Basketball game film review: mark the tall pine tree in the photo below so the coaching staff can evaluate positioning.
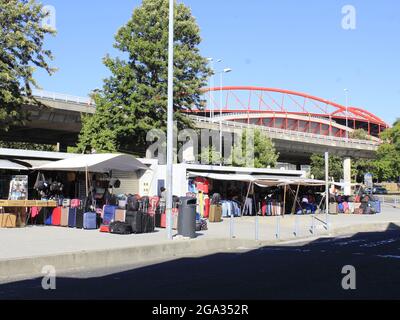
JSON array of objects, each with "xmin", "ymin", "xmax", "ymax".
[{"xmin": 77, "ymin": 0, "xmax": 211, "ymax": 154}]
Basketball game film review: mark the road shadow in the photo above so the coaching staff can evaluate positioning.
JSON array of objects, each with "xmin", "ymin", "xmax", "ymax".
[{"xmin": 1, "ymin": 223, "xmax": 400, "ymax": 300}]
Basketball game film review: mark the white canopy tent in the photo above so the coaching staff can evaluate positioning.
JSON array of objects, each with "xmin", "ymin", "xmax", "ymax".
[
  {"xmin": 0, "ymin": 159, "xmax": 29, "ymax": 170},
  {"xmin": 35, "ymin": 153, "xmax": 148, "ymax": 173},
  {"xmin": 35, "ymin": 153, "xmax": 149, "ymax": 197}
]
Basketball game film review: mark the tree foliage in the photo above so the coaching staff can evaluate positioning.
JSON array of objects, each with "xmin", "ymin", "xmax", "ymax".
[
  {"xmin": 0, "ymin": 0, "xmax": 55, "ymax": 131},
  {"xmin": 310, "ymin": 153, "xmax": 344, "ymax": 181},
  {"xmin": 349, "ymin": 128, "xmax": 369, "ymax": 140},
  {"xmin": 77, "ymin": 0, "xmax": 211, "ymax": 154}
]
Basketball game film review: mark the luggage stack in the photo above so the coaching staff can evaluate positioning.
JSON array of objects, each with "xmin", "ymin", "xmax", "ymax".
[{"xmin": 329, "ymin": 194, "xmax": 381, "ymax": 215}]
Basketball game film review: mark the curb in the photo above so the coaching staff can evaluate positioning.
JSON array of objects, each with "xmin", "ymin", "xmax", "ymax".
[
  {"xmin": 1, "ymin": 221, "xmax": 399, "ymax": 282},
  {"xmin": 0, "ymin": 238, "xmax": 264, "ymax": 282}
]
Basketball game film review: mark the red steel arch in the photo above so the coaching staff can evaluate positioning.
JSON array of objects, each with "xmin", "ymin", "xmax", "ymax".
[{"xmin": 194, "ymin": 86, "xmax": 389, "ymax": 138}]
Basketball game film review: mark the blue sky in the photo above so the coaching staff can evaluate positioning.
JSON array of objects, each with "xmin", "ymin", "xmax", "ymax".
[{"xmin": 35, "ymin": 0, "xmax": 400, "ymax": 124}]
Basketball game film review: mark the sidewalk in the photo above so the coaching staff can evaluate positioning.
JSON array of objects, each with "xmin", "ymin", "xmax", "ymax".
[{"xmin": 1, "ymin": 206, "xmax": 399, "ymax": 281}]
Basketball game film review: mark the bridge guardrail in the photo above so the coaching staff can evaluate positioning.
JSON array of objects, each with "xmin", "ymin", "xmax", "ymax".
[
  {"xmin": 190, "ymin": 115, "xmax": 380, "ymax": 147},
  {"xmin": 32, "ymin": 89, "xmax": 95, "ymax": 106}
]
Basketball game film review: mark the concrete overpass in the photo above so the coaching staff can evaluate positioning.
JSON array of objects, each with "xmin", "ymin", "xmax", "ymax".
[{"xmin": 0, "ymin": 89, "xmax": 381, "ymax": 164}]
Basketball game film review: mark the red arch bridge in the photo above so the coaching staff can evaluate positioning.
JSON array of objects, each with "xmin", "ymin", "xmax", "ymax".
[{"xmin": 192, "ymin": 86, "xmax": 389, "ymax": 139}]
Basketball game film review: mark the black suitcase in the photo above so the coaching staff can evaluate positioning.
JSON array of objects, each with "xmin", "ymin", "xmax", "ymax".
[
  {"xmin": 141, "ymin": 213, "xmax": 154, "ymax": 233},
  {"xmin": 126, "ymin": 210, "xmax": 143, "ymax": 234},
  {"xmin": 155, "ymin": 213, "xmax": 162, "ymax": 228},
  {"xmin": 76, "ymin": 209, "xmax": 84, "ymax": 229},
  {"xmin": 109, "ymin": 221, "xmax": 132, "ymax": 235}
]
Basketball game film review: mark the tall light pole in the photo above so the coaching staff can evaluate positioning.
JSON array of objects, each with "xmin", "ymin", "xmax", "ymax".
[
  {"xmin": 218, "ymin": 68, "xmax": 232, "ymax": 166},
  {"xmin": 166, "ymin": 0, "xmax": 174, "ymax": 240},
  {"xmin": 206, "ymin": 58, "xmax": 222, "ymax": 118},
  {"xmin": 344, "ymin": 89, "xmax": 349, "ymax": 140}
]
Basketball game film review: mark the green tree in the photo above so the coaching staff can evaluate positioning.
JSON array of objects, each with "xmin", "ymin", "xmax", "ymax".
[
  {"xmin": 0, "ymin": 140, "xmax": 56, "ymax": 151},
  {"xmin": 349, "ymin": 128, "xmax": 370, "ymax": 140},
  {"xmin": 77, "ymin": 0, "xmax": 211, "ymax": 154},
  {"xmin": 199, "ymin": 145, "xmax": 222, "ymax": 165},
  {"xmin": 0, "ymin": 0, "xmax": 55, "ymax": 131},
  {"xmin": 232, "ymin": 129, "xmax": 279, "ymax": 168},
  {"xmin": 310, "ymin": 153, "xmax": 344, "ymax": 181},
  {"xmin": 371, "ymin": 120, "xmax": 400, "ymax": 181}
]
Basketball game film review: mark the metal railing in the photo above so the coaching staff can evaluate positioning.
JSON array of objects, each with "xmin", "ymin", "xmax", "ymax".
[
  {"xmin": 32, "ymin": 89, "xmax": 95, "ymax": 106},
  {"xmin": 190, "ymin": 115, "xmax": 380, "ymax": 147},
  {"xmin": 377, "ymin": 195, "xmax": 400, "ymax": 208}
]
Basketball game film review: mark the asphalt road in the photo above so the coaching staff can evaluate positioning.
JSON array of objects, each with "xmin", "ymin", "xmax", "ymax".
[{"xmin": 1, "ymin": 227, "xmax": 400, "ymax": 300}]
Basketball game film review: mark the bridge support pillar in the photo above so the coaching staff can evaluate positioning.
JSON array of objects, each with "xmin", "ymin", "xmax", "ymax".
[
  {"xmin": 56, "ymin": 143, "xmax": 68, "ymax": 153},
  {"xmin": 343, "ymin": 157, "xmax": 352, "ymax": 196}
]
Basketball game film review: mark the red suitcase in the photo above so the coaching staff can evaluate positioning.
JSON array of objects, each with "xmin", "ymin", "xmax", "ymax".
[
  {"xmin": 52, "ymin": 207, "xmax": 62, "ymax": 226},
  {"xmin": 148, "ymin": 196, "xmax": 160, "ymax": 215},
  {"xmin": 204, "ymin": 197, "xmax": 210, "ymax": 218}
]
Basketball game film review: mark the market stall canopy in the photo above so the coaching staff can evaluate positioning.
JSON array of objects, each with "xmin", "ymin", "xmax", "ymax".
[
  {"xmin": 0, "ymin": 159, "xmax": 29, "ymax": 170},
  {"xmin": 187, "ymin": 171, "xmax": 326, "ymax": 187},
  {"xmin": 34, "ymin": 153, "xmax": 148, "ymax": 173}
]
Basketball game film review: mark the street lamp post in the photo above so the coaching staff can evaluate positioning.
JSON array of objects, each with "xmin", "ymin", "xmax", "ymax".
[
  {"xmin": 218, "ymin": 68, "xmax": 232, "ymax": 166},
  {"xmin": 206, "ymin": 58, "xmax": 222, "ymax": 118},
  {"xmin": 166, "ymin": 0, "xmax": 174, "ymax": 240}
]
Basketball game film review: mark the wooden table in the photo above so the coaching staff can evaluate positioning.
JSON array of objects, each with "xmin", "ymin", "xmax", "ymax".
[{"xmin": 0, "ymin": 200, "xmax": 57, "ymax": 227}]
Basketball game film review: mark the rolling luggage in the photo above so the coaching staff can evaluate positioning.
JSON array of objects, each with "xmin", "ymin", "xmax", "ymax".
[
  {"xmin": 99, "ymin": 225, "xmax": 110, "ymax": 233},
  {"xmin": 127, "ymin": 194, "xmax": 140, "ymax": 211},
  {"xmin": 68, "ymin": 208, "xmax": 76, "ymax": 228},
  {"xmin": 148, "ymin": 196, "xmax": 160, "ymax": 215},
  {"xmin": 126, "ymin": 211, "xmax": 143, "ymax": 234},
  {"xmin": 60, "ymin": 207, "xmax": 69, "ymax": 227},
  {"xmin": 155, "ymin": 212, "xmax": 162, "ymax": 228},
  {"xmin": 114, "ymin": 209, "xmax": 126, "ymax": 222},
  {"xmin": 204, "ymin": 197, "xmax": 210, "ymax": 218},
  {"xmin": 103, "ymin": 205, "xmax": 117, "ymax": 225},
  {"xmin": 51, "ymin": 207, "xmax": 62, "ymax": 226},
  {"xmin": 71, "ymin": 199, "xmax": 81, "ymax": 208},
  {"xmin": 329, "ymin": 203, "xmax": 338, "ymax": 214},
  {"xmin": 209, "ymin": 205, "xmax": 222, "ymax": 222},
  {"xmin": 348, "ymin": 202, "xmax": 356, "ymax": 214},
  {"xmin": 354, "ymin": 207, "xmax": 363, "ymax": 214},
  {"xmin": 44, "ymin": 208, "xmax": 53, "ymax": 225},
  {"xmin": 76, "ymin": 209, "xmax": 84, "ymax": 229},
  {"xmin": 369, "ymin": 201, "xmax": 381, "ymax": 214},
  {"xmin": 142, "ymin": 213, "xmax": 155, "ymax": 233},
  {"xmin": 62, "ymin": 199, "xmax": 71, "ymax": 207},
  {"xmin": 83, "ymin": 212, "xmax": 98, "ymax": 229},
  {"xmin": 342, "ymin": 202, "xmax": 350, "ymax": 214},
  {"xmin": 109, "ymin": 221, "xmax": 132, "ymax": 235}
]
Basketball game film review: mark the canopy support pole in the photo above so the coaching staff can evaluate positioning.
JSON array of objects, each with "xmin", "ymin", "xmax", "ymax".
[
  {"xmin": 283, "ymin": 184, "xmax": 287, "ymax": 218},
  {"xmin": 85, "ymin": 165, "xmax": 88, "ymax": 197},
  {"xmin": 291, "ymin": 184, "xmax": 300, "ymax": 215}
]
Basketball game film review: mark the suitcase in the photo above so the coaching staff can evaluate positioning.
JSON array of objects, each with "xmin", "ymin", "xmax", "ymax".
[
  {"xmin": 204, "ymin": 197, "xmax": 210, "ymax": 218},
  {"xmin": 142, "ymin": 213, "xmax": 155, "ymax": 233},
  {"xmin": 99, "ymin": 224, "xmax": 110, "ymax": 233},
  {"xmin": 0, "ymin": 213, "xmax": 17, "ymax": 228},
  {"xmin": 118, "ymin": 199, "xmax": 127, "ymax": 209},
  {"xmin": 114, "ymin": 209, "xmax": 126, "ymax": 222},
  {"xmin": 51, "ymin": 207, "xmax": 62, "ymax": 226},
  {"xmin": 209, "ymin": 205, "xmax": 222, "ymax": 222},
  {"xmin": 126, "ymin": 211, "xmax": 144, "ymax": 234},
  {"xmin": 60, "ymin": 207, "xmax": 69, "ymax": 227},
  {"xmin": 109, "ymin": 221, "xmax": 132, "ymax": 235},
  {"xmin": 369, "ymin": 201, "xmax": 381, "ymax": 214},
  {"xmin": 155, "ymin": 213, "xmax": 162, "ymax": 228},
  {"xmin": 103, "ymin": 205, "xmax": 117, "ymax": 225},
  {"xmin": 127, "ymin": 195, "xmax": 140, "ymax": 211},
  {"xmin": 68, "ymin": 208, "xmax": 76, "ymax": 228},
  {"xmin": 70, "ymin": 199, "xmax": 81, "ymax": 208},
  {"xmin": 148, "ymin": 196, "xmax": 160, "ymax": 215},
  {"xmin": 160, "ymin": 212, "xmax": 166, "ymax": 228},
  {"xmin": 44, "ymin": 208, "xmax": 53, "ymax": 225},
  {"xmin": 329, "ymin": 203, "xmax": 338, "ymax": 214},
  {"xmin": 76, "ymin": 209, "xmax": 84, "ymax": 229},
  {"xmin": 348, "ymin": 202, "xmax": 356, "ymax": 214},
  {"xmin": 62, "ymin": 199, "xmax": 71, "ymax": 207},
  {"xmin": 354, "ymin": 207, "xmax": 363, "ymax": 214},
  {"xmin": 83, "ymin": 212, "xmax": 98, "ymax": 229}
]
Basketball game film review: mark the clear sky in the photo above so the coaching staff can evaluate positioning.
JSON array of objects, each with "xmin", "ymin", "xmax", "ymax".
[{"xmin": 34, "ymin": 0, "xmax": 400, "ymax": 124}]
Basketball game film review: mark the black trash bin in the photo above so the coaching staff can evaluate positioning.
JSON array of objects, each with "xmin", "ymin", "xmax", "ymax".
[{"xmin": 178, "ymin": 196, "xmax": 197, "ymax": 238}]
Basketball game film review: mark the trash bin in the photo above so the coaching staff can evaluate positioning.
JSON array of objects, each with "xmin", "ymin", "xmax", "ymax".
[{"xmin": 178, "ymin": 197, "xmax": 197, "ymax": 238}]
